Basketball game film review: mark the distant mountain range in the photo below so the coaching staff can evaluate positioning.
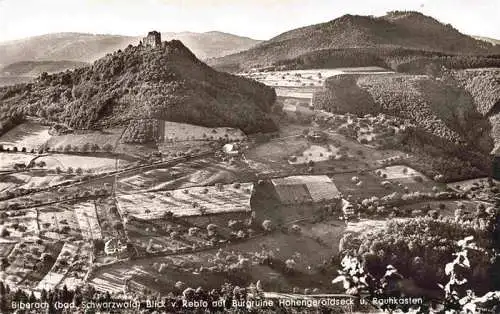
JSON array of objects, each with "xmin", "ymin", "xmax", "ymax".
[
  {"xmin": 0, "ymin": 31, "xmax": 261, "ymax": 67},
  {"xmin": 0, "ymin": 31, "xmax": 261, "ymax": 86},
  {"xmin": 0, "ymin": 60, "xmax": 88, "ymax": 77},
  {"xmin": 209, "ymin": 11, "xmax": 500, "ymax": 72},
  {"xmin": 474, "ymin": 36, "xmax": 500, "ymax": 46}
]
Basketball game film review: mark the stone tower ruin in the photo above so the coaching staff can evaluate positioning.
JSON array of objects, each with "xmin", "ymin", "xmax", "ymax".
[{"xmin": 143, "ymin": 31, "xmax": 161, "ymax": 48}]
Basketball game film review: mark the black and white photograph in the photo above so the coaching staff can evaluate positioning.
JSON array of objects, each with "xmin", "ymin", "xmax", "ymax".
[{"xmin": 0, "ymin": 0, "xmax": 499, "ymax": 313}]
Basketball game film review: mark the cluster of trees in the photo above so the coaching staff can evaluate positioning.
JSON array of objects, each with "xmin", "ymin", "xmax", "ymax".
[
  {"xmin": 256, "ymin": 44, "xmax": 500, "ymax": 75},
  {"xmin": 446, "ymin": 69, "xmax": 500, "ymax": 116},
  {"xmin": 334, "ymin": 235, "xmax": 500, "ymax": 312},
  {"xmin": 274, "ymin": 48, "xmax": 387, "ymax": 70},
  {"xmin": 392, "ymin": 55, "xmax": 500, "ymax": 76},
  {"xmin": 315, "ymin": 69, "xmax": 493, "ymax": 161},
  {"xmin": 0, "ymin": 280, "xmax": 298, "ymax": 312},
  {"xmin": 53, "ymin": 142, "xmax": 113, "ymax": 153},
  {"xmin": 121, "ymin": 119, "xmax": 161, "ymax": 144},
  {"xmin": 358, "ymin": 75, "xmax": 465, "ymax": 143},
  {"xmin": 313, "ymin": 72, "xmax": 490, "ymax": 162},
  {"xmin": 0, "ymin": 141, "xmax": 112, "ymax": 157},
  {"xmin": 0, "ymin": 145, "xmax": 39, "ymax": 154},
  {"xmin": 399, "ymin": 137, "xmax": 489, "ymax": 182},
  {"xmin": 340, "ymin": 216, "xmax": 498, "ymax": 293},
  {"xmin": 313, "ymin": 75, "xmax": 379, "ymax": 115},
  {"xmin": 317, "ymin": 74, "xmax": 494, "ymax": 181}
]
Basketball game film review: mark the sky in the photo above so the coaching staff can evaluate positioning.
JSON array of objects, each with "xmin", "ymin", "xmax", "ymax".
[{"xmin": 0, "ymin": 0, "xmax": 499, "ymax": 42}]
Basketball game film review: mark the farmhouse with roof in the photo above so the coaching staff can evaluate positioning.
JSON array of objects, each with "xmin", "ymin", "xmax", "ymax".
[{"xmin": 269, "ymin": 175, "xmax": 341, "ymax": 205}]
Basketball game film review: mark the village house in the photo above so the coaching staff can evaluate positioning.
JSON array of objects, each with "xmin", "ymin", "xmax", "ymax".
[{"xmin": 269, "ymin": 175, "xmax": 342, "ymax": 206}]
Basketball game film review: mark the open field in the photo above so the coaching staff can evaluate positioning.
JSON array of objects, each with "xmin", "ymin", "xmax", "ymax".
[
  {"xmin": 244, "ymin": 67, "xmax": 391, "ymax": 88},
  {"xmin": 246, "ymin": 136, "xmax": 307, "ymax": 165},
  {"xmin": 74, "ymin": 202, "xmax": 102, "ymax": 240},
  {"xmin": 46, "ymin": 128, "xmax": 124, "ymax": 151},
  {"xmin": 245, "ymin": 122, "xmax": 408, "ymax": 176},
  {"xmin": 290, "ymin": 144, "xmax": 339, "ymax": 164},
  {"xmin": 0, "ymin": 122, "xmax": 51, "ymax": 151},
  {"xmin": 344, "ymin": 218, "xmax": 390, "ymax": 234},
  {"xmin": 38, "ymin": 203, "xmax": 81, "ymax": 240},
  {"xmin": 38, "ymin": 154, "xmax": 121, "ymax": 171},
  {"xmin": 0, "ymin": 171, "xmax": 68, "ymax": 194},
  {"xmin": 0, "ymin": 151, "xmax": 128, "ymax": 173},
  {"xmin": 161, "ymin": 121, "xmax": 246, "ymax": 142},
  {"xmin": 376, "ymin": 165, "xmax": 429, "ymax": 182},
  {"xmin": 0, "ymin": 153, "xmax": 35, "ymax": 169},
  {"xmin": 118, "ymin": 157, "xmax": 255, "ymax": 192},
  {"xmin": 117, "ymin": 182, "xmax": 253, "ymax": 219},
  {"xmin": 296, "ymin": 221, "xmax": 348, "ymax": 254},
  {"xmin": 330, "ymin": 167, "xmax": 439, "ymax": 202}
]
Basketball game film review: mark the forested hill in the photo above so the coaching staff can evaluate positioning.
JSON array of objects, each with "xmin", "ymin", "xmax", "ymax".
[
  {"xmin": 210, "ymin": 11, "xmax": 499, "ymax": 72},
  {"xmin": 0, "ymin": 40, "xmax": 277, "ymax": 134}
]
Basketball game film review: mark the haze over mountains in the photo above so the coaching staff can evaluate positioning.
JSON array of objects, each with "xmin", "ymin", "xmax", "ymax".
[
  {"xmin": 474, "ymin": 36, "xmax": 500, "ymax": 46},
  {"xmin": 210, "ymin": 11, "xmax": 500, "ymax": 71},
  {"xmin": 0, "ymin": 31, "xmax": 261, "ymax": 83},
  {"xmin": 0, "ymin": 31, "xmax": 261, "ymax": 65}
]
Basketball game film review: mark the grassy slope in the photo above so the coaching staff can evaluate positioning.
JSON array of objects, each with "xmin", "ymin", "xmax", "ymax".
[{"xmin": 0, "ymin": 32, "xmax": 261, "ymax": 66}]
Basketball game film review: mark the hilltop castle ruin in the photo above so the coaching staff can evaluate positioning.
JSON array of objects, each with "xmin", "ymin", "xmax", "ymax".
[{"xmin": 142, "ymin": 31, "xmax": 161, "ymax": 48}]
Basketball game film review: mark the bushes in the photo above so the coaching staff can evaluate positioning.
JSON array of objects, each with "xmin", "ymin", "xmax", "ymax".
[
  {"xmin": 342, "ymin": 218, "xmax": 496, "ymax": 292},
  {"xmin": 262, "ymin": 220, "xmax": 272, "ymax": 232}
]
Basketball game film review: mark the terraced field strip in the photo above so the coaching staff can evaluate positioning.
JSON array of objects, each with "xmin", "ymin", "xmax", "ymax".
[
  {"xmin": 117, "ymin": 183, "xmax": 253, "ymax": 219},
  {"xmin": 59, "ymin": 243, "xmax": 92, "ymax": 290},
  {"xmin": 74, "ymin": 202, "xmax": 102, "ymax": 239},
  {"xmin": 90, "ymin": 269, "xmax": 127, "ymax": 294},
  {"xmin": 35, "ymin": 242, "xmax": 79, "ymax": 291}
]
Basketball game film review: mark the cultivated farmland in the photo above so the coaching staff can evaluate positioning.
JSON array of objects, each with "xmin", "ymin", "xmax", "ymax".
[{"xmin": 117, "ymin": 183, "xmax": 254, "ymax": 219}]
